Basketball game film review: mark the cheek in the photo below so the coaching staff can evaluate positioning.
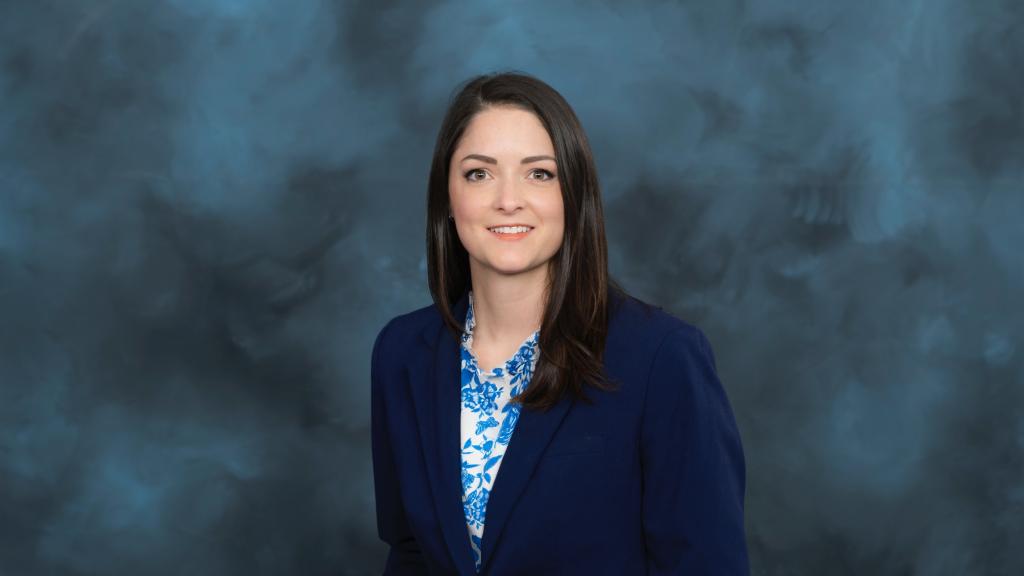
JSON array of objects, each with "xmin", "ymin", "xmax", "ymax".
[
  {"xmin": 542, "ymin": 192, "xmax": 565, "ymax": 227},
  {"xmin": 539, "ymin": 197, "xmax": 565, "ymax": 246}
]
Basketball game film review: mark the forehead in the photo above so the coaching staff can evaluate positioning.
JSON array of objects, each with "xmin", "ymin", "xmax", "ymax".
[{"xmin": 455, "ymin": 106, "xmax": 554, "ymax": 154}]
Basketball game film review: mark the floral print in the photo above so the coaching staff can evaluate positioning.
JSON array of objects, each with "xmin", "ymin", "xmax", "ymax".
[{"xmin": 460, "ymin": 290, "xmax": 540, "ymax": 572}]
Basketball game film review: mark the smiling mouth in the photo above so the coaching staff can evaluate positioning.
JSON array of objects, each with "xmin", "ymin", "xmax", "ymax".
[
  {"xmin": 487, "ymin": 225, "xmax": 534, "ymax": 234},
  {"xmin": 487, "ymin": 225, "xmax": 534, "ymax": 240}
]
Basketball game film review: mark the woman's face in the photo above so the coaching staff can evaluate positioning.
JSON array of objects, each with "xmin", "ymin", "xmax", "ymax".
[{"xmin": 449, "ymin": 106, "xmax": 565, "ymax": 282}]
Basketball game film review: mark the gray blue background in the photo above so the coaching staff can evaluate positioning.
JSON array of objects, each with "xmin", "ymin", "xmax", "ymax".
[{"xmin": 1, "ymin": 0, "xmax": 1021, "ymax": 574}]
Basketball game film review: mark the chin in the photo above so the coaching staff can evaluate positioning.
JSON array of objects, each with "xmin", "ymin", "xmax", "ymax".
[
  {"xmin": 475, "ymin": 251, "xmax": 524, "ymax": 266},
  {"xmin": 490, "ymin": 262, "xmax": 534, "ymax": 275}
]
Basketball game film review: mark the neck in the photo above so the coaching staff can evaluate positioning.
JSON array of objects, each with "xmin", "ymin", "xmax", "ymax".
[{"xmin": 468, "ymin": 264, "xmax": 548, "ymax": 346}]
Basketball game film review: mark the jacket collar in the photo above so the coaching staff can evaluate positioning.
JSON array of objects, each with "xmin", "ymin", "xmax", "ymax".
[{"xmin": 409, "ymin": 289, "xmax": 575, "ymax": 575}]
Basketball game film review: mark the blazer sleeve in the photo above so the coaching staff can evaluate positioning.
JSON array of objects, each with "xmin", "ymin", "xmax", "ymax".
[
  {"xmin": 370, "ymin": 321, "xmax": 430, "ymax": 575},
  {"xmin": 640, "ymin": 326, "xmax": 750, "ymax": 575}
]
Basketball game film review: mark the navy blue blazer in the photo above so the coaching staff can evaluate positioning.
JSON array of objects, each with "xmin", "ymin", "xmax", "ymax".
[{"xmin": 371, "ymin": 289, "xmax": 749, "ymax": 575}]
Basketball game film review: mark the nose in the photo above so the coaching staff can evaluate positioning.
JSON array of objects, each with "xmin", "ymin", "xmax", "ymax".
[{"xmin": 493, "ymin": 174, "xmax": 525, "ymax": 213}]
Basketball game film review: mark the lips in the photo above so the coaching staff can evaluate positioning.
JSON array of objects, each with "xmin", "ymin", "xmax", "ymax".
[{"xmin": 486, "ymin": 225, "xmax": 535, "ymax": 232}]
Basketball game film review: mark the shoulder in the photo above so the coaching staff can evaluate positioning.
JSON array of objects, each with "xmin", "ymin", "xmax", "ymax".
[
  {"xmin": 372, "ymin": 300, "xmax": 444, "ymax": 360},
  {"xmin": 372, "ymin": 290, "xmax": 715, "ymax": 373},
  {"xmin": 608, "ymin": 290, "xmax": 713, "ymax": 364}
]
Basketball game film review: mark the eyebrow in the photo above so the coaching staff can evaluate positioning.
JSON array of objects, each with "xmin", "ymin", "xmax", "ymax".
[{"xmin": 460, "ymin": 153, "xmax": 556, "ymax": 165}]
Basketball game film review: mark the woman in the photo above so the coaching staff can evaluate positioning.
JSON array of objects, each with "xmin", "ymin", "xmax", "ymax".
[{"xmin": 370, "ymin": 71, "xmax": 749, "ymax": 575}]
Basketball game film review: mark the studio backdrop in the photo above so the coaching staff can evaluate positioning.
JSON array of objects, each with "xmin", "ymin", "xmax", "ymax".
[{"xmin": 1, "ymin": 0, "xmax": 1021, "ymax": 574}]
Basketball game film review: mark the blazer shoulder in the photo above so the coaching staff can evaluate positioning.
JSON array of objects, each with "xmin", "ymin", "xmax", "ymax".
[
  {"xmin": 373, "ymin": 299, "xmax": 443, "ymax": 357},
  {"xmin": 611, "ymin": 291, "xmax": 710, "ymax": 354}
]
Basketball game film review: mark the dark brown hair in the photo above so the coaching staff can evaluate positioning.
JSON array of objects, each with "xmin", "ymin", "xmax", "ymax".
[{"xmin": 426, "ymin": 70, "xmax": 629, "ymax": 412}]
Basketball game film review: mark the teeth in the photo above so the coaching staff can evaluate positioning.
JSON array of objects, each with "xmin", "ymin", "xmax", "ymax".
[{"xmin": 490, "ymin": 226, "xmax": 532, "ymax": 234}]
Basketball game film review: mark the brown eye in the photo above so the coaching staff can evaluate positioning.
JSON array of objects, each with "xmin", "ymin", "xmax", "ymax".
[
  {"xmin": 531, "ymin": 169, "xmax": 555, "ymax": 181},
  {"xmin": 464, "ymin": 169, "xmax": 486, "ymax": 181}
]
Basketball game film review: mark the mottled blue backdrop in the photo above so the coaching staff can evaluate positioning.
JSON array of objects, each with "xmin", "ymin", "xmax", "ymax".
[{"xmin": 1, "ymin": 0, "xmax": 1021, "ymax": 574}]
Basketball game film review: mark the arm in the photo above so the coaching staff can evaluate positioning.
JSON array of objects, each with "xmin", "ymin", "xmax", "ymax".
[
  {"xmin": 640, "ymin": 327, "xmax": 750, "ymax": 575},
  {"xmin": 370, "ymin": 322, "xmax": 430, "ymax": 575}
]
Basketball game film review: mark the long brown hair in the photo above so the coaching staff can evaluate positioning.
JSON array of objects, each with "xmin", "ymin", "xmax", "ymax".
[{"xmin": 426, "ymin": 70, "xmax": 629, "ymax": 412}]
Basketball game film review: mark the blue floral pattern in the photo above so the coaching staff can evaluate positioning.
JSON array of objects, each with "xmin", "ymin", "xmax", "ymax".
[{"xmin": 460, "ymin": 290, "xmax": 540, "ymax": 572}]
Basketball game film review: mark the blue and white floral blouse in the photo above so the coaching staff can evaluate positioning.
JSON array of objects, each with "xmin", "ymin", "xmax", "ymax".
[{"xmin": 459, "ymin": 290, "xmax": 540, "ymax": 572}]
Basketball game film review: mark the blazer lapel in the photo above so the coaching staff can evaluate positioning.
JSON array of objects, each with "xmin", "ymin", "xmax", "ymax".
[
  {"xmin": 477, "ymin": 354, "xmax": 574, "ymax": 572},
  {"xmin": 409, "ymin": 290, "xmax": 477, "ymax": 576}
]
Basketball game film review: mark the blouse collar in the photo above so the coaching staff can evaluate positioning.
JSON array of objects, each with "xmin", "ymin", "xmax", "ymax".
[{"xmin": 461, "ymin": 290, "xmax": 540, "ymax": 376}]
